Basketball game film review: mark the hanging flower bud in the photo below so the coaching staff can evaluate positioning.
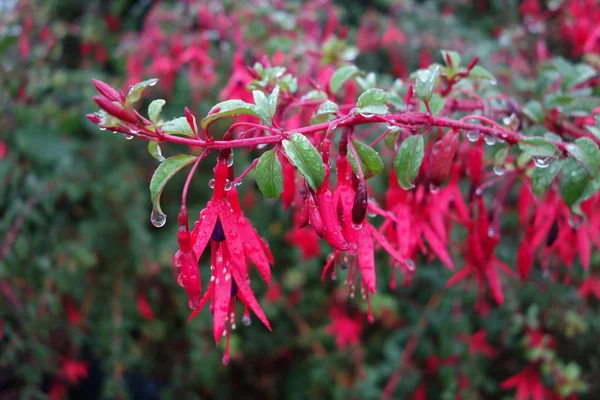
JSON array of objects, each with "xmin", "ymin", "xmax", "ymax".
[
  {"xmin": 352, "ymin": 181, "xmax": 368, "ymax": 225},
  {"xmin": 428, "ymin": 129, "xmax": 459, "ymax": 187},
  {"xmin": 91, "ymin": 79, "xmax": 123, "ymax": 102}
]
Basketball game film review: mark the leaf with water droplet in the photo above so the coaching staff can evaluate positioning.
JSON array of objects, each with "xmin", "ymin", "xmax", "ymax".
[
  {"xmin": 147, "ymin": 141, "xmax": 165, "ymax": 162},
  {"xmin": 468, "ymin": 65, "xmax": 496, "ymax": 83},
  {"xmin": 348, "ymin": 139, "xmax": 384, "ymax": 179},
  {"xmin": 149, "ymin": 154, "xmax": 197, "ymax": 219},
  {"xmin": 310, "ymin": 100, "xmax": 338, "ymax": 124},
  {"xmin": 560, "ymin": 158, "xmax": 589, "ymax": 206},
  {"xmin": 148, "ymin": 99, "xmax": 166, "ymax": 124},
  {"xmin": 126, "ymin": 78, "xmax": 159, "ymax": 105},
  {"xmin": 161, "ymin": 117, "xmax": 195, "ymax": 138},
  {"xmin": 329, "ymin": 65, "xmax": 362, "ymax": 94},
  {"xmin": 518, "ymin": 136, "xmax": 560, "ymax": 158},
  {"xmin": 393, "ymin": 135, "xmax": 424, "ymax": 190},
  {"xmin": 281, "ymin": 133, "xmax": 324, "ymax": 190},
  {"xmin": 414, "ymin": 65, "xmax": 440, "ymax": 103},
  {"xmin": 201, "ymin": 99, "xmax": 271, "ymax": 128},
  {"xmin": 531, "ymin": 159, "xmax": 562, "ymax": 196},
  {"xmin": 267, "ymin": 85, "xmax": 280, "ymax": 118},
  {"xmin": 256, "ymin": 150, "xmax": 284, "ymax": 198},
  {"xmin": 355, "ymin": 88, "xmax": 388, "ymax": 115},
  {"xmin": 522, "ymin": 100, "xmax": 544, "ymax": 123},
  {"xmin": 566, "ymin": 137, "xmax": 600, "ymax": 177}
]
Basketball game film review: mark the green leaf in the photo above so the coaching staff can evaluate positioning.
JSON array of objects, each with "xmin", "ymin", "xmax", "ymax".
[
  {"xmin": 267, "ymin": 85, "xmax": 280, "ymax": 118},
  {"xmin": 256, "ymin": 150, "xmax": 284, "ymax": 198},
  {"xmin": 494, "ymin": 147, "xmax": 509, "ymax": 169},
  {"xmin": 441, "ymin": 50, "xmax": 461, "ymax": 68},
  {"xmin": 579, "ymin": 170, "xmax": 600, "ymax": 202},
  {"xmin": 329, "ymin": 65, "xmax": 361, "ymax": 94},
  {"xmin": 415, "ymin": 65, "xmax": 440, "ymax": 103},
  {"xmin": 310, "ymin": 100, "xmax": 338, "ymax": 124},
  {"xmin": 566, "ymin": 138, "xmax": 600, "ymax": 177},
  {"xmin": 560, "ymin": 158, "xmax": 589, "ymax": 207},
  {"xmin": 522, "ymin": 101, "xmax": 544, "ymax": 123},
  {"xmin": 348, "ymin": 140, "xmax": 384, "ymax": 179},
  {"xmin": 147, "ymin": 142, "xmax": 165, "ymax": 162},
  {"xmin": 281, "ymin": 133, "xmax": 325, "ymax": 190},
  {"xmin": 393, "ymin": 135, "xmax": 424, "ymax": 189},
  {"xmin": 301, "ymin": 90, "xmax": 328, "ymax": 101},
  {"xmin": 356, "ymin": 88, "xmax": 388, "ymax": 115},
  {"xmin": 356, "ymin": 72, "xmax": 377, "ymax": 91},
  {"xmin": 201, "ymin": 99, "xmax": 270, "ymax": 128},
  {"xmin": 531, "ymin": 160, "xmax": 562, "ymax": 196},
  {"xmin": 148, "ymin": 99, "xmax": 166, "ymax": 124},
  {"xmin": 252, "ymin": 90, "xmax": 271, "ymax": 122},
  {"xmin": 468, "ymin": 65, "xmax": 496, "ymax": 82},
  {"xmin": 126, "ymin": 79, "xmax": 158, "ymax": 105},
  {"xmin": 161, "ymin": 117, "xmax": 195, "ymax": 138},
  {"xmin": 565, "ymin": 63, "xmax": 596, "ymax": 89},
  {"xmin": 418, "ymin": 94, "xmax": 446, "ymax": 115},
  {"xmin": 518, "ymin": 137, "xmax": 560, "ymax": 157},
  {"xmin": 150, "ymin": 155, "xmax": 197, "ymax": 216}
]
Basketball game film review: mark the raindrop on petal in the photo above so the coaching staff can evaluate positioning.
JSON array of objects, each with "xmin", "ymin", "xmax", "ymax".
[{"xmin": 208, "ymin": 179, "xmax": 216, "ymax": 189}]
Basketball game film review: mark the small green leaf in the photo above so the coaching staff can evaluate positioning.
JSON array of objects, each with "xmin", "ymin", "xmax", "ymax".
[
  {"xmin": 468, "ymin": 65, "xmax": 496, "ymax": 82},
  {"xmin": 126, "ymin": 79, "xmax": 158, "ymax": 105},
  {"xmin": 161, "ymin": 117, "xmax": 195, "ymax": 138},
  {"xmin": 356, "ymin": 72, "xmax": 377, "ymax": 91},
  {"xmin": 301, "ymin": 90, "xmax": 328, "ymax": 101},
  {"xmin": 518, "ymin": 137, "xmax": 560, "ymax": 157},
  {"xmin": 147, "ymin": 141, "xmax": 165, "ymax": 162},
  {"xmin": 150, "ymin": 155, "xmax": 197, "ymax": 216},
  {"xmin": 494, "ymin": 147, "xmax": 509, "ymax": 169},
  {"xmin": 281, "ymin": 133, "xmax": 325, "ymax": 190},
  {"xmin": 560, "ymin": 158, "xmax": 589, "ymax": 206},
  {"xmin": 256, "ymin": 150, "xmax": 284, "ymax": 198},
  {"xmin": 566, "ymin": 137, "xmax": 600, "ymax": 177},
  {"xmin": 356, "ymin": 88, "xmax": 388, "ymax": 115},
  {"xmin": 415, "ymin": 65, "xmax": 440, "ymax": 103},
  {"xmin": 393, "ymin": 135, "xmax": 424, "ymax": 189},
  {"xmin": 201, "ymin": 99, "xmax": 270, "ymax": 129},
  {"xmin": 522, "ymin": 101, "xmax": 544, "ymax": 123},
  {"xmin": 579, "ymin": 170, "xmax": 600, "ymax": 202},
  {"xmin": 329, "ymin": 65, "xmax": 361, "ymax": 94},
  {"xmin": 148, "ymin": 99, "xmax": 166, "ymax": 124},
  {"xmin": 348, "ymin": 140, "xmax": 384, "ymax": 179},
  {"xmin": 441, "ymin": 50, "xmax": 461, "ymax": 68},
  {"xmin": 252, "ymin": 90, "xmax": 272, "ymax": 123},
  {"xmin": 310, "ymin": 100, "xmax": 339, "ymax": 124},
  {"xmin": 267, "ymin": 85, "xmax": 280, "ymax": 118},
  {"xmin": 531, "ymin": 160, "xmax": 562, "ymax": 196}
]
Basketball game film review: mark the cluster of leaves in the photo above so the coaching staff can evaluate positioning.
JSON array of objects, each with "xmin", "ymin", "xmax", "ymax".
[{"xmin": 2, "ymin": 1, "xmax": 600, "ymax": 399}]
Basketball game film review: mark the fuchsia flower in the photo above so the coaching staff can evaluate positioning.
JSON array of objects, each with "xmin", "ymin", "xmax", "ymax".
[
  {"xmin": 578, "ymin": 275, "xmax": 600, "ymax": 300},
  {"xmin": 325, "ymin": 306, "xmax": 362, "ymax": 349},
  {"xmin": 182, "ymin": 155, "xmax": 272, "ymax": 363},
  {"xmin": 501, "ymin": 366, "xmax": 550, "ymax": 400},
  {"xmin": 447, "ymin": 198, "xmax": 517, "ymax": 306},
  {"xmin": 459, "ymin": 329, "xmax": 497, "ymax": 358}
]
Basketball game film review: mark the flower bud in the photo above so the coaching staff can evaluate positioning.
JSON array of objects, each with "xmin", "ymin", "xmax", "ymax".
[{"xmin": 352, "ymin": 181, "xmax": 368, "ymax": 225}]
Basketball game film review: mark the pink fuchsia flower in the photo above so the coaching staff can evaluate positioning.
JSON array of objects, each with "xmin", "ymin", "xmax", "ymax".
[
  {"xmin": 325, "ymin": 306, "xmax": 362, "ymax": 349},
  {"xmin": 459, "ymin": 329, "xmax": 497, "ymax": 358},
  {"xmin": 578, "ymin": 275, "xmax": 600, "ymax": 300},
  {"xmin": 501, "ymin": 366, "xmax": 550, "ymax": 400}
]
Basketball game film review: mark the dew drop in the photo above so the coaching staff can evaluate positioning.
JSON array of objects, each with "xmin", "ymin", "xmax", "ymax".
[
  {"xmin": 124, "ymin": 134, "xmax": 134, "ymax": 140},
  {"xmin": 150, "ymin": 210, "xmax": 167, "ymax": 227},
  {"xmin": 429, "ymin": 184, "xmax": 439, "ymax": 193},
  {"xmin": 256, "ymin": 143, "xmax": 267, "ymax": 149},
  {"xmin": 208, "ymin": 179, "xmax": 216, "ymax": 189},
  {"xmin": 466, "ymin": 130, "xmax": 480, "ymax": 142},
  {"xmin": 406, "ymin": 259, "xmax": 416, "ymax": 271},
  {"xmin": 99, "ymin": 127, "xmax": 107, "ymax": 131},
  {"xmin": 224, "ymin": 179, "xmax": 232, "ymax": 191},
  {"xmin": 148, "ymin": 79, "xmax": 158, "ymax": 87},
  {"xmin": 360, "ymin": 112, "xmax": 375, "ymax": 118},
  {"xmin": 188, "ymin": 300, "xmax": 197, "ymax": 310},
  {"xmin": 331, "ymin": 123, "xmax": 338, "ymax": 130},
  {"xmin": 488, "ymin": 227, "xmax": 495, "ymax": 238},
  {"xmin": 568, "ymin": 214, "xmax": 584, "ymax": 229},
  {"xmin": 177, "ymin": 273, "xmax": 185, "ymax": 287},
  {"xmin": 475, "ymin": 188, "xmax": 483, "ymax": 196},
  {"xmin": 352, "ymin": 223, "xmax": 363, "ymax": 230},
  {"xmin": 227, "ymin": 152, "xmax": 234, "ymax": 167},
  {"xmin": 242, "ymin": 315, "xmax": 252, "ymax": 326},
  {"xmin": 225, "ymin": 273, "xmax": 231, "ymax": 281},
  {"xmin": 493, "ymin": 165, "xmax": 505, "ymax": 176},
  {"xmin": 367, "ymin": 209, "xmax": 377, "ymax": 218},
  {"xmin": 484, "ymin": 135, "xmax": 497, "ymax": 146},
  {"xmin": 533, "ymin": 156, "xmax": 553, "ymax": 168}
]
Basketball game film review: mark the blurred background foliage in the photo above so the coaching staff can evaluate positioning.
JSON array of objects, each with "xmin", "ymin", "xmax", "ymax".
[{"xmin": 1, "ymin": 0, "xmax": 599, "ymax": 399}]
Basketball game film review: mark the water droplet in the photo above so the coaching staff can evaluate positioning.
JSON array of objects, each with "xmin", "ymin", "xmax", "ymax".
[
  {"xmin": 224, "ymin": 179, "xmax": 232, "ymax": 191},
  {"xmin": 493, "ymin": 165, "xmax": 505, "ymax": 176},
  {"xmin": 488, "ymin": 227, "xmax": 495, "ymax": 238},
  {"xmin": 533, "ymin": 156, "xmax": 554, "ymax": 168},
  {"xmin": 466, "ymin": 130, "xmax": 480, "ymax": 142},
  {"xmin": 177, "ymin": 274, "xmax": 185, "ymax": 287},
  {"xmin": 242, "ymin": 315, "xmax": 251, "ymax": 326},
  {"xmin": 484, "ymin": 135, "xmax": 497, "ymax": 146},
  {"xmin": 257, "ymin": 143, "xmax": 267, "ymax": 149},
  {"xmin": 360, "ymin": 112, "xmax": 375, "ymax": 118},
  {"xmin": 208, "ymin": 179, "xmax": 216, "ymax": 189},
  {"xmin": 225, "ymin": 273, "xmax": 231, "ymax": 281},
  {"xmin": 429, "ymin": 184, "xmax": 439, "ymax": 193},
  {"xmin": 352, "ymin": 223, "xmax": 362, "ymax": 230},
  {"xmin": 331, "ymin": 123, "xmax": 338, "ymax": 130},
  {"xmin": 99, "ymin": 127, "xmax": 107, "ymax": 131},
  {"xmin": 232, "ymin": 248, "xmax": 243, "ymax": 257},
  {"xmin": 148, "ymin": 79, "xmax": 158, "ymax": 87},
  {"xmin": 124, "ymin": 134, "xmax": 134, "ymax": 140},
  {"xmin": 150, "ymin": 210, "xmax": 166, "ymax": 227},
  {"xmin": 475, "ymin": 188, "xmax": 483, "ymax": 196},
  {"xmin": 188, "ymin": 300, "xmax": 197, "ymax": 310},
  {"xmin": 568, "ymin": 214, "xmax": 584, "ymax": 229},
  {"xmin": 222, "ymin": 355, "xmax": 230, "ymax": 365},
  {"xmin": 385, "ymin": 123, "xmax": 396, "ymax": 130},
  {"xmin": 406, "ymin": 260, "xmax": 416, "ymax": 271},
  {"xmin": 210, "ymin": 275, "xmax": 215, "ymax": 282},
  {"xmin": 367, "ymin": 209, "xmax": 377, "ymax": 218},
  {"xmin": 228, "ymin": 230, "xmax": 238, "ymax": 238},
  {"xmin": 227, "ymin": 152, "xmax": 234, "ymax": 167}
]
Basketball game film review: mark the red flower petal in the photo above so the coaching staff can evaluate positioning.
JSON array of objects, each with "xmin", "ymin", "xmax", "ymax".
[{"xmin": 356, "ymin": 226, "xmax": 376, "ymax": 293}]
